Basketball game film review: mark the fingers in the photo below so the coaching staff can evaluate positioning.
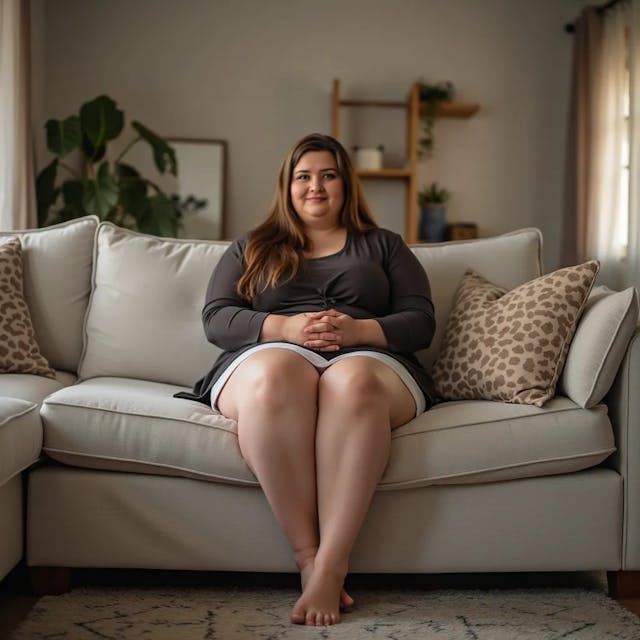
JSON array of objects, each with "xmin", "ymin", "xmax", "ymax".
[
  {"xmin": 303, "ymin": 342, "xmax": 340, "ymax": 351},
  {"xmin": 305, "ymin": 309, "xmax": 343, "ymax": 321},
  {"xmin": 298, "ymin": 310, "xmax": 350, "ymax": 351},
  {"xmin": 304, "ymin": 321, "xmax": 338, "ymax": 334},
  {"xmin": 303, "ymin": 331, "xmax": 340, "ymax": 348}
]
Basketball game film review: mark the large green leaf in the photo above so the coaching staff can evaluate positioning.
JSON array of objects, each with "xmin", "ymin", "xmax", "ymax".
[
  {"xmin": 54, "ymin": 189, "xmax": 87, "ymax": 225},
  {"xmin": 81, "ymin": 132, "xmax": 106, "ymax": 163},
  {"xmin": 45, "ymin": 116, "xmax": 81, "ymax": 158},
  {"xmin": 131, "ymin": 121, "xmax": 177, "ymax": 176},
  {"xmin": 35, "ymin": 159, "xmax": 60, "ymax": 226},
  {"xmin": 46, "ymin": 180, "xmax": 85, "ymax": 226},
  {"xmin": 61, "ymin": 180, "xmax": 85, "ymax": 215},
  {"xmin": 138, "ymin": 193, "xmax": 179, "ymax": 236},
  {"xmin": 116, "ymin": 162, "xmax": 142, "ymax": 179},
  {"xmin": 82, "ymin": 162, "xmax": 119, "ymax": 219},
  {"xmin": 118, "ymin": 175, "xmax": 148, "ymax": 219},
  {"xmin": 80, "ymin": 95, "xmax": 124, "ymax": 151}
]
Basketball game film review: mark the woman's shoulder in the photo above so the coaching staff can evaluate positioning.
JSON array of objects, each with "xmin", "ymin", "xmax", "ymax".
[
  {"xmin": 355, "ymin": 226, "xmax": 405, "ymax": 250},
  {"xmin": 225, "ymin": 232, "xmax": 251, "ymax": 254},
  {"xmin": 231, "ymin": 231, "xmax": 251, "ymax": 246}
]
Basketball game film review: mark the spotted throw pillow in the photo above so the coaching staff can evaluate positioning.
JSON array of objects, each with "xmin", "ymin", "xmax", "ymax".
[
  {"xmin": 432, "ymin": 261, "xmax": 600, "ymax": 407},
  {"xmin": 0, "ymin": 237, "xmax": 55, "ymax": 377}
]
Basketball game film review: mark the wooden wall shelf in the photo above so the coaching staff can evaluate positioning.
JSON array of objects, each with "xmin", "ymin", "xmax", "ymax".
[
  {"xmin": 332, "ymin": 78, "xmax": 419, "ymax": 240},
  {"xmin": 331, "ymin": 79, "xmax": 480, "ymax": 242},
  {"xmin": 355, "ymin": 168, "xmax": 412, "ymax": 179},
  {"xmin": 340, "ymin": 99, "xmax": 408, "ymax": 109},
  {"xmin": 421, "ymin": 102, "xmax": 480, "ymax": 119}
]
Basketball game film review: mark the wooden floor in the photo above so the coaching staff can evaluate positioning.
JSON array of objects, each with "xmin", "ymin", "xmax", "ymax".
[{"xmin": 1, "ymin": 564, "xmax": 639, "ymax": 637}]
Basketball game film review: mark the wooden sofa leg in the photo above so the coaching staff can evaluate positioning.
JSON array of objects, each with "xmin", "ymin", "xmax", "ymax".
[
  {"xmin": 30, "ymin": 567, "xmax": 72, "ymax": 595},
  {"xmin": 607, "ymin": 571, "xmax": 640, "ymax": 598}
]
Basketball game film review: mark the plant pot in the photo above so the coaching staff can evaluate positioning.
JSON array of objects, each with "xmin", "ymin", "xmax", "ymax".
[{"xmin": 419, "ymin": 205, "xmax": 448, "ymax": 242}]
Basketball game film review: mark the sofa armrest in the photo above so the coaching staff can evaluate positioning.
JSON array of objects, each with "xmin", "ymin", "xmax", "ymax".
[{"xmin": 606, "ymin": 325, "xmax": 640, "ymax": 570}]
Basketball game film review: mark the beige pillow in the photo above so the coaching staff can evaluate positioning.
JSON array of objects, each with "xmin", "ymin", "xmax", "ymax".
[
  {"xmin": 558, "ymin": 285, "xmax": 639, "ymax": 407},
  {"xmin": 0, "ymin": 238, "xmax": 55, "ymax": 378},
  {"xmin": 432, "ymin": 261, "xmax": 599, "ymax": 407}
]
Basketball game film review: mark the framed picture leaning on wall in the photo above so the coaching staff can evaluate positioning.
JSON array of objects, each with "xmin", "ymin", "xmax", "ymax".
[{"xmin": 127, "ymin": 137, "xmax": 227, "ymax": 240}]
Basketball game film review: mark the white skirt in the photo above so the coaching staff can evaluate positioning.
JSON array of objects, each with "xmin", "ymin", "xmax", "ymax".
[{"xmin": 210, "ymin": 342, "xmax": 426, "ymax": 417}]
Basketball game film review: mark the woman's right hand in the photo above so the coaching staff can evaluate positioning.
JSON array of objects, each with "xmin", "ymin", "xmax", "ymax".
[{"xmin": 260, "ymin": 313, "xmax": 340, "ymax": 351}]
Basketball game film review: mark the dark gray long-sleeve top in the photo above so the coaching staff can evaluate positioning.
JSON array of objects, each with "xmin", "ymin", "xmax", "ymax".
[{"xmin": 176, "ymin": 227, "xmax": 437, "ymax": 406}]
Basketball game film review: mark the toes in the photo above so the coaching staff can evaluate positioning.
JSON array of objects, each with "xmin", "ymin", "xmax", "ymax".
[
  {"xmin": 290, "ymin": 609, "xmax": 305, "ymax": 625},
  {"xmin": 303, "ymin": 611, "xmax": 339, "ymax": 626},
  {"xmin": 340, "ymin": 589, "xmax": 355, "ymax": 609}
]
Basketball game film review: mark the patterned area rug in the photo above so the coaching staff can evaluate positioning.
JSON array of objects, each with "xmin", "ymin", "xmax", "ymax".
[{"xmin": 8, "ymin": 585, "xmax": 640, "ymax": 639}]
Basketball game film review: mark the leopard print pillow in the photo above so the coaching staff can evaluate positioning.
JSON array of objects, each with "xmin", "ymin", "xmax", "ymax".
[
  {"xmin": 0, "ymin": 237, "xmax": 55, "ymax": 378},
  {"xmin": 432, "ymin": 261, "xmax": 600, "ymax": 407}
]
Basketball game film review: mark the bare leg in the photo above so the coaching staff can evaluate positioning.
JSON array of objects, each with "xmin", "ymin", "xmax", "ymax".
[
  {"xmin": 217, "ymin": 350, "xmax": 321, "ymax": 588},
  {"xmin": 291, "ymin": 357, "xmax": 416, "ymax": 626}
]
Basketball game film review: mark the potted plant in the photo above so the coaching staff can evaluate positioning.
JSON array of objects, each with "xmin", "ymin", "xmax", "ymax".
[
  {"xmin": 418, "ymin": 182, "xmax": 450, "ymax": 242},
  {"xmin": 418, "ymin": 81, "xmax": 455, "ymax": 158},
  {"xmin": 36, "ymin": 95, "xmax": 181, "ymax": 236}
]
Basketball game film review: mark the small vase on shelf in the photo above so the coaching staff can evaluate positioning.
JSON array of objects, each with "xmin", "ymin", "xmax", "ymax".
[
  {"xmin": 419, "ymin": 205, "xmax": 448, "ymax": 242},
  {"xmin": 417, "ymin": 182, "xmax": 450, "ymax": 242}
]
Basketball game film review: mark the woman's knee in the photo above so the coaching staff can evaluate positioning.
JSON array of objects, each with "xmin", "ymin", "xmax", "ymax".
[
  {"xmin": 319, "ymin": 359, "xmax": 387, "ymax": 413},
  {"xmin": 226, "ymin": 351, "xmax": 319, "ymax": 414}
]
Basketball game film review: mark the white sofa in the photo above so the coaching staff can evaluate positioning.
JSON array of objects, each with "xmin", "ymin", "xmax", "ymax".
[{"xmin": 1, "ymin": 216, "xmax": 639, "ymax": 597}]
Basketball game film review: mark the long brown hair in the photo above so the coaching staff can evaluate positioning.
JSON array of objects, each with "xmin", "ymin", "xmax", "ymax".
[{"xmin": 237, "ymin": 133, "xmax": 377, "ymax": 300}]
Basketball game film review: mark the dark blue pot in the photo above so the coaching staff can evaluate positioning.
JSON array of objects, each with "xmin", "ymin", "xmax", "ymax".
[{"xmin": 419, "ymin": 205, "xmax": 448, "ymax": 242}]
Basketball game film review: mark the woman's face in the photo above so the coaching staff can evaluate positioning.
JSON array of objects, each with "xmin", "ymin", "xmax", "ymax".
[{"xmin": 290, "ymin": 151, "xmax": 344, "ymax": 229}]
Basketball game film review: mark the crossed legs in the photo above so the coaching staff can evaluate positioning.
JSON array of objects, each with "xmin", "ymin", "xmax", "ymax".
[{"xmin": 217, "ymin": 350, "xmax": 416, "ymax": 626}]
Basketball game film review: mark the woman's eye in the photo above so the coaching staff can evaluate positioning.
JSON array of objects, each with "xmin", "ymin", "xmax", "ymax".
[
  {"xmin": 296, "ymin": 174, "xmax": 309, "ymax": 181},
  {"xmin": 323, "ymin": 172, "xmax": 337, "ymax": 180}
]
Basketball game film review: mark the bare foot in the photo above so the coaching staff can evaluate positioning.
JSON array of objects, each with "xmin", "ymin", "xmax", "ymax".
[
  {"xmin": 295, "ymin": 549, "xmax": 354, "ymax": 612},
  {"xmin": 290, "ymin": 565, "xmax": 345, "ymax": 626}
]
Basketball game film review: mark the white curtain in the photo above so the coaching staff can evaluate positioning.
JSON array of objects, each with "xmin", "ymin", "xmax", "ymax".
[
  {"xmin": 588, "ymin": 1, "xmax": 631, "ymax": 289},
  {"xmin": 626, "ymin": 0, "xmax": 640, "ymax": 289},
  {"xmin": 0, "ymin": 0, "xmax": 36, "ymax": 231}
]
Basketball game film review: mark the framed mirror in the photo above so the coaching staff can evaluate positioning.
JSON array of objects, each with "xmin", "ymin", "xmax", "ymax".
[{"xmin": 127, "ymin": 137, "xmax": 227, "ymax": 240}]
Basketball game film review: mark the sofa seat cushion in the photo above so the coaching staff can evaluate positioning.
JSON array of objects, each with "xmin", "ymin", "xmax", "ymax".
[
  {"xmin": 381, "ymin": 397, "xmax": 615, "ymax": 489},
  {"xmin": 41, "ymin": 378, "xmax": 615, "ymax": 489},
  {"xmin": 0, "ymin": 397, "xmax": 42, "ymax": 486},
  {"xmin": 41, "ymin": 377, "xmax": 255, "ymax": 485},
  {"xmin": 0, "ymin": 370, "xmax": 76, "ymax": 405}
]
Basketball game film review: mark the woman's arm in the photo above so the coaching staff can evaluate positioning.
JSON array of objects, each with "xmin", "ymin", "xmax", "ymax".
[
  {"xmin": 375, "ymin": 233, "xmax": 436, "ymax": 353},
  {"xmin": 202, "ymin": 239, "xmax": 269, "ymax": 351}
]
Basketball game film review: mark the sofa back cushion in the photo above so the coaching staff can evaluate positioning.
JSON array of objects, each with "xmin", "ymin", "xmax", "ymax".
[
  {"xmin": 79, "ymin": 223, "xmax": 227, "ymax": 387},
  {"xmin": 411, "ymin": 228, "xmax": 543, "ymax": 370},
  {"xmin": 0, "ymin": 217, "xmax": 97, "ymax": 372}
]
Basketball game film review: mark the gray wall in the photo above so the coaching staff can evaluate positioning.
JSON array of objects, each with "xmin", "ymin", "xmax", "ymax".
[{"xmin": 31, "ymin": 0, "xmax": 586, "ymax": 270}]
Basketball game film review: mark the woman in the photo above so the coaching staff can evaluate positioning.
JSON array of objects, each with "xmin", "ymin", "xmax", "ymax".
[{"xmin": 183, "ymin": 133, "xmax": 436, "ymax": 626}]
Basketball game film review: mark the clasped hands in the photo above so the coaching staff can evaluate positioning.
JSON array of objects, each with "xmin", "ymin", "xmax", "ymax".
[{"xmin": 283, "ymin": 309, "xmax": 359, "ymax": 352}]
